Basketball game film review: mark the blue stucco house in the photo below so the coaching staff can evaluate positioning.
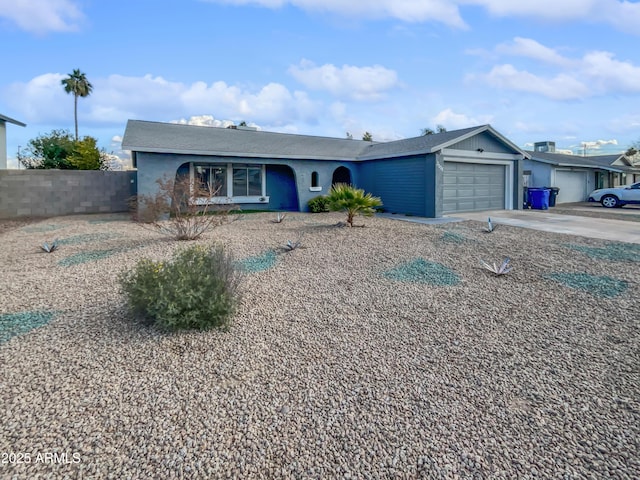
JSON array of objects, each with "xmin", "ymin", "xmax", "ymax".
[
  {"xmin": 524, "ymin": 141, "xmax": 640, "ymax": 203},
  {"xmin": 121, "ymin": 120, "xmax": 527, "ymax": 217}
]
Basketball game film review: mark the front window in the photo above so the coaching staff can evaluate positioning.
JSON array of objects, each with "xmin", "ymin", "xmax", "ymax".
[
  {"xmin": 192, "ymin": 163, "xmax": 268, "ymax": 204},
  {"xmin": 233, "ymin": 165, "xmax": 262, "ymax": 196},
  {"xmin": 195, "ymin": 165, "xmax": 226, "ymax": 196}
]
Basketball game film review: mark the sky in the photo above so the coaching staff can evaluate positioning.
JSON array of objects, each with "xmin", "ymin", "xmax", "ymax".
[{"xmin": 1, "ymin": 0, "xmax": 639, "ymax": 168}]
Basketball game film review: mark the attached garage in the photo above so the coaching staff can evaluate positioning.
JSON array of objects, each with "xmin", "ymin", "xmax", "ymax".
[
  {"xmin": 555, "ymin": 170, "xmax": 587, "ymax": 203},
  {"xmin": 443, "ymin": 161, "xmax": 507, "ymax": 213},
  {"xmin": 124, "ymin": 121, "xmax": 525, "ymax": 218}
]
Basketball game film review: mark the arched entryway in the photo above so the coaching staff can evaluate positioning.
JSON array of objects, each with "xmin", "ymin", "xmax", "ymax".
[
  {"xmin": 332, "ymin": 166, "xmax": 351, "ymax": 186},
  {"xmin": 266, "ymin": 165, "xmax": 298, "ymax": 211}
]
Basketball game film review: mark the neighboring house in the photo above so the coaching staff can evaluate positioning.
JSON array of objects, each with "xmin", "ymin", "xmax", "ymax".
[
  {"xmin": 584, "ymin": 154, "xmax": 640, "ymax": 187},
  {"xmin": 122, "ymin": 121, "xmax": 527, "ymax": 217},
  {"xmin": 0, "ymin": 114, "xmax": 26, "ymax": 169},
  {"xmin": 524, "ymin": 141, "xmax": 640, "ymax": 204}
]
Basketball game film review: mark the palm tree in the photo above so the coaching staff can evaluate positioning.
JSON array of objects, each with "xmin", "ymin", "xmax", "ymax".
[
  {"xmin": 61, "ymin": 69, "xmax": 93, "ymax": 141},
  {"xmin": 327, "ymin": 183, "xmax": 382, "ymax": 227}
]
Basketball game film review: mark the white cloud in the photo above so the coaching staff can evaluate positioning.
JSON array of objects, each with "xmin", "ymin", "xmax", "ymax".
[
  {"xmin": 202, "ymin": 0, "xmax": 466, "ymax": 27},
  {"xmin": 5, "ymin": 73, "xmax": 69, "ymax": 122},
  {"xmin": 4, "ymin": 73, "xmax": 322, "ymax": 127},
  {"xmin": 288, "ymin": 59, "xmax": 400, "ymax": 101},
  {"xmin": 173, "ymin": 115, "xmax": 235, "ymax": 128},
  {"xmin": 432, "ymin": 108, "xmax": 492, "ymax": 129},
  {"xmin": 580, "ymin": 139, "xmax": 618, "ymax": 150},
  {"xmin": 495, "ymin": 37, "xmax": 570, "ymax": 66},
  {"xmin": 202, "ymin": 0, "xmax": 640, "ymax": 33},
  {"xmin": 0, "ymin": 0, "xmax": 84, "ymax": 35},
  {"xmin": 469, "ymin": 0, "xmax": 640, "ymax": 33},
  {"xmin": 580, "ymin": 51, "xmax": 640, "ymax": 93},
  {"xmin": 479, "ymin": 64, "xmax": 591, "ymax": 100},
  {"xmin": 472, "ymin": 39, "xmax": 640, "ymax": 100}
]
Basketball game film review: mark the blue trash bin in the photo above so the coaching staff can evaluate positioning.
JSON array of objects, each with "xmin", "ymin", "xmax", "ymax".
[{"xmin": 528, "ymin": 188, "xmax": 550, "ymax": 210}]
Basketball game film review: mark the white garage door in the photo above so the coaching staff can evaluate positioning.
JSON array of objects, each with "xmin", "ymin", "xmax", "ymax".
[
  {"xmin": 443, "ymin": 162, "xmax": 506, "ymax": 213},
  {"xmin": 555, "ymin": 170, "xmax": 587, "ymax": 203}
]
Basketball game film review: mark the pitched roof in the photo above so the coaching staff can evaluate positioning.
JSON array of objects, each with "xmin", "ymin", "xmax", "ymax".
[
  {"xmin": 122, "ymin": 120, "xmax": 526, "ymax": 162},
  {"xmin": 526, "ymin": 150, "xmax": 638, "ymax": 172},
  {"xmin": 0, "ymin": 114, "xmax": 26, "ymax": 127},
  {"xmin": 122, "ymin": 120, "xmax": 369, "ymax": 160},
  {"xmin": 359, "ymin": 124, "xmax": 526, "ymax": 160}
]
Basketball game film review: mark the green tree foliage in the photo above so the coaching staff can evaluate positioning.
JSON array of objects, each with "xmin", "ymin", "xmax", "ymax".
[
  {"xmin": 67, "ymin": 136, "xmax": 107, "ymax": 170},
  {"xmin": 362, "ymin": 131, "xmax": 373, "ymax": 141},
  {"xmin": 61, "ymin": 68, "xmax": 93, "ymax": 141},
  {"xmin": 327, "ymin": 183, "xmax": 382, "ymax": 227},
  {"xmin": 18, "ymin": 130, "xmax": 75, "ymax": 169},
  {"xmin": 17, "ymin": 130, "xmax": 108, "ymax": 170},
  {"xmin": 422, "ymin": 125, "xmax": 447, "ymax": 135}
]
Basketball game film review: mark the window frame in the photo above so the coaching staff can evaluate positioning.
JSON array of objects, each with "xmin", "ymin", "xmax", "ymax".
[
  {"xmin": 190, "ymin": 163, "xmax": 269, "ymax": 205},
  {"xmin": 310, "ymin": 171, "xmax": 322, "ymax": 192}
]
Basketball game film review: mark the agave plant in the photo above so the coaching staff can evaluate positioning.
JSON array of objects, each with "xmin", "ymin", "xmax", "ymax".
[
  {"xmin": 284, "ymin": 239, "xmax": 302, "ymax": 251},
  {"xmin": 41, "ymin": 240, "xmax": 59, "ymax": 253},
  {"xmin": 326, "ymin": 183, "xmax": 382, "ymax": 227},
  {"xmin": 480, "ymin": 257, "xmax": 512, "ymax": 275},
  {"xmin": 484, "ymin": 217, "xmax": 498, "ymax": 233}
]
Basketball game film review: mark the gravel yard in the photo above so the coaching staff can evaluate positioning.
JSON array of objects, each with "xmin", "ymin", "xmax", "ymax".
[{"xmin": 0, "ymin": 212, "xmax": 638, "ymax": 479}]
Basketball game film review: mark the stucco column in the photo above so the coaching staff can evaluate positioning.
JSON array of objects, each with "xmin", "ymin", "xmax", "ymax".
[
  {"xmin": 432, "ymin": 153, "xmax": 444, "ymax": 218},
  {"xmin": 136, "ymin": 153, "xmax": 188, "ymax": 216},
  {"xmin": 0, "ymin": 122, "xmax": 7, "ymax": 169}
]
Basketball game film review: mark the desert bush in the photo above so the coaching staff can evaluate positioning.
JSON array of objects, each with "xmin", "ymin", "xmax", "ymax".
[
  {"xmin": 326, "ymin": 183, "xmax": 382, "ymax": 227},
  {"xmin": 307, "ymin": 195, "xmax": 330, "ymax": 213},
  {"xmin": 132, "ymin": 175, "xmax": 237, "ymax": 240},
  {"xmin": 119, "ymin": 243, "xmax": 241, "ymax": 331}
]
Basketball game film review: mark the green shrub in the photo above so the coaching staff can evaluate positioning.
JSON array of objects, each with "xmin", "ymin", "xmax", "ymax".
[
  {"xmin": 307, "ymin": 195, "xmax": 330, "ymax": 213},
  {"xmin": 119, "ymin": 244, "xmax": 241, "ymax": 331}
]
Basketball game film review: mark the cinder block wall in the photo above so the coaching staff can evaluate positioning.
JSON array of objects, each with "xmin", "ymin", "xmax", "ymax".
[{"xmin": 0, "ymin": 170, "xmax": 137, "ymax": 219}]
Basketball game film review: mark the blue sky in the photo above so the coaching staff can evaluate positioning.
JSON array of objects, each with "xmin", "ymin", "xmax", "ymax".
[{"xmin": 1, "ymin": 0, "xmax": 639, "ymax": 168}]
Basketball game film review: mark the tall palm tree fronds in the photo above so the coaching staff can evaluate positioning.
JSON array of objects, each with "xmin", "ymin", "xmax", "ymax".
[{"xmin": 61, "ymin": 69, "xmax": 93, "ymax": 141}]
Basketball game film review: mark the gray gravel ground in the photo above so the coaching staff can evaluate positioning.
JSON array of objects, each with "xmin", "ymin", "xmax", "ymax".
[{"xmin": 0, "ymin": 212, "xmax": 638, "ymax": 479}]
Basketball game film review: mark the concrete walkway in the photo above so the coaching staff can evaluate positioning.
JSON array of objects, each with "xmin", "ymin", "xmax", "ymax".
[
  {"xmin": 449, "ymin": 210, "xmax": 640, "ymax": 244},
  {"xmin": 377, "ymin": 210, "xmax": 640, "ymax": 244}
]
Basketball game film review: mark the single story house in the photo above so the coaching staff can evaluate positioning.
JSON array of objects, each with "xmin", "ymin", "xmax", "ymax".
[
  {"xmin": 121, "ymin": 120, "xmax": 527, "ymax": 217},
  {"xmin": 0, "ymin": 113, "xmax": 26, "ymax": 169},
  {"xmin": 524, "ymin": 141, "xmax": 640, "ymax": 204}
]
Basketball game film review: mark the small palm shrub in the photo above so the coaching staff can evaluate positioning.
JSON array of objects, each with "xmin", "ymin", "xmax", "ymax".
[
  {"xmin": 119, "ymin": 244, "xmax": 241, "ymax": 331},
  {"xmin": 308, "ymin": 195, "xmax": 330, "ymax": 213},
  {"xmin": 327, "ymin": 183, "xmax": 382, "ymax": 227}
]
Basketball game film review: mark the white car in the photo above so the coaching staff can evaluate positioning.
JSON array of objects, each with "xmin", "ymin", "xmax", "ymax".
[{"xmin": 588, "ymin": 182, "xmax": 640, "ymax": 208}]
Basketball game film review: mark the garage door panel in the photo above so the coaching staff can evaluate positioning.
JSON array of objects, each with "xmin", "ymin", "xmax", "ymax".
[
  {"xmin": 555, "ymin": 171, "xmax": 587, "ymax": 203},
  {"xmin": 443, "ymin": 161, "xmax": 506, "ymax": 213}
]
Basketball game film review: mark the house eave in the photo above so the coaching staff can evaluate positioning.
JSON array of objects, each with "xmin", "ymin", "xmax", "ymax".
[
  {"xmin": 0, "ymin": 114, "xmax": 26, "ymax": 127},
  {"xmin": 430, "ymin": 124, "xmax": 529, "ymax": 157},
  {"xmin": 123, "ymin": 146, "xmax": 359, "ymax": 162}
]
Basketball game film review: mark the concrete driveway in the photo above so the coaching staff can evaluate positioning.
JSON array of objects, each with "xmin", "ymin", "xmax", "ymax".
[{"xmin": 450, "ymin": 208, "xmax": 640, "ymax": 244}]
